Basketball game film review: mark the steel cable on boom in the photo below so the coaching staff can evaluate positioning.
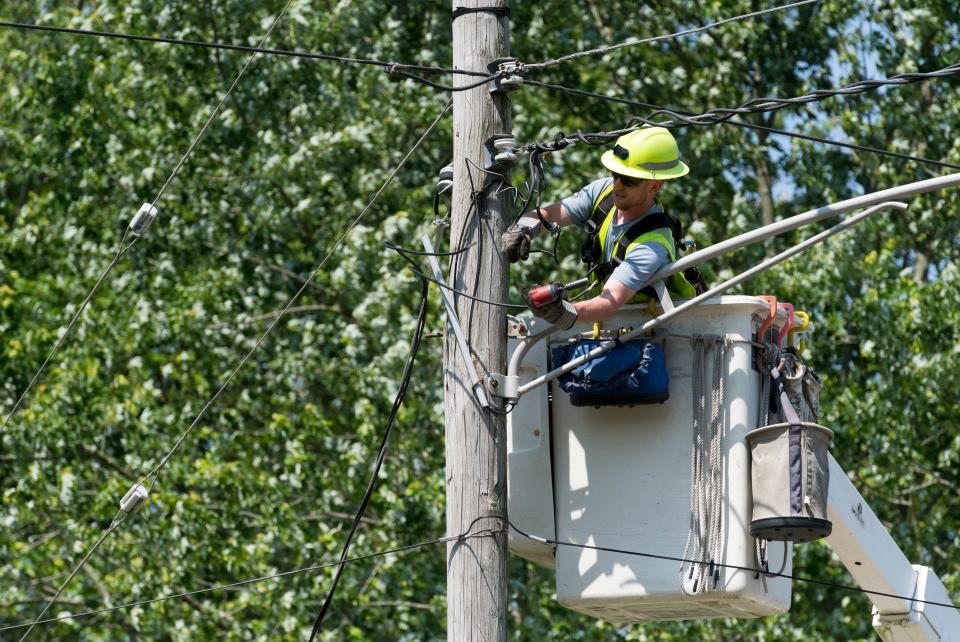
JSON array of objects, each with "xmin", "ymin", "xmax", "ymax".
[
  {"xmin": 522, "ymin": 79, "xmax": 960, "ymax": 171},
  {"xmin": 523, "ymin": 0, "xmax": 818, "ymax": 72}
]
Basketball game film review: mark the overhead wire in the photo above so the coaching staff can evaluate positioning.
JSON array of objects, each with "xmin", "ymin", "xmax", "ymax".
[
  {"xmin": 0, "ymin": 20, "xmax": 488, "ymax": 77},
  {"xmin": 521, "ymin": 62, "xmax": 960, "ymax": 153},
  {"xmin": 1, "ymin": 0, "xmax": 294, "ymax": 438},
  {"xmin": 152, "ymin": 0, "xmax": 296, "ymax": 204},
  {"xmin": 507, "ymin": 521, "xmax": 960, "ymax": 612},
  {"xmin": 0, "ymin": 521, "xmax": 503, "ymax": 634},
  {"xmin": 523, "ymin": 79, "xmax": 960, "ymax": 171},
  {"xmin": 386, "ymin": 244, "xmax": 527, "ymax": 310},
  {"xmin": 12, "ymin": 1, "xmax": 298, "ymax": 635},
  {"xmin": 0, "ymin": 232, "xmax": 137, "ymax": 437},
  {"xmin": 307, "ymin": 277, "xmax": 429, "ymax": 640},
  {"xmin": 6, "ymin": 517, "xmax": 956, "ymax": 636},
  {"xmin": 137, "ymin": 98, "xmax": 450, "ymax": 492},
  {"xmin": 12, "ymin": 97, "xmax": 451, "ymax": 641},
  {"xmin": 522, "ymin": 0, "xmax": 818, "ymax": 72},
  {"xmin": 15, "ymin": 510, "xmax": 126, "ymax": 642}
]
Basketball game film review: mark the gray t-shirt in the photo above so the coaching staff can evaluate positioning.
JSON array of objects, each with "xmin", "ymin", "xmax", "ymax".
[{"xmin": 560, "ymin": 177, "xmax": 671, "ymax": 292}]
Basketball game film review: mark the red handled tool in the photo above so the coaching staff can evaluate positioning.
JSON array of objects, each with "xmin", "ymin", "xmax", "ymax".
[{"xmin": 526, "ymin": 277, "xmax": 590, "ymax": 308}]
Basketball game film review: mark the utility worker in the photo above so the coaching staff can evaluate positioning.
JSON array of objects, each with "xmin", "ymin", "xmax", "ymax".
[{"xmin": 501, "ymin": 126, "xmax": 698, "ymax": 330}]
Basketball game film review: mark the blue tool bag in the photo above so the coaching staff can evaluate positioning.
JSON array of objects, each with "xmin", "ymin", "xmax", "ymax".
[{"xmin": 552, "ymin": 338, "xmax": 669, "ymax": 407}]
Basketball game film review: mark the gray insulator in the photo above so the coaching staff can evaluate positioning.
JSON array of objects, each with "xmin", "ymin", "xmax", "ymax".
[
  {"xmin": 129, "ymin": 203, "xmax": 158, "ymax": 236},
  {"xmin": 120, "ymin": 483, "xmax": 150, "ymax": 514}
]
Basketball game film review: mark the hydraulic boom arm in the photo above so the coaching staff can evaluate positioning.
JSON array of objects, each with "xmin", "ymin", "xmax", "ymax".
[{"xmin": 827, "ymin": 455, "xmax": 960, "ymax": 641}]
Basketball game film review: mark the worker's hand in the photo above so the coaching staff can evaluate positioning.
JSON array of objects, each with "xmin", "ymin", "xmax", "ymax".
[
  {"xmin": 527, "ymin": 297, "xmax": 578, "ymax": 330},
  {"xmin": 501, "ymin": 217, "xmax": 541, "ymax": 263}
]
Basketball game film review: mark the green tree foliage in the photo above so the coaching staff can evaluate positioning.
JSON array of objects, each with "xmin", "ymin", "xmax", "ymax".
[{"xmin": 0, "ymin": 1, "xmax": 957, "ymax": 640}]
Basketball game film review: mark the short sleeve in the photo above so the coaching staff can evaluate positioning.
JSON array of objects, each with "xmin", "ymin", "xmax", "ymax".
[
  {"xmin": 559, "ymin": 177, "xmax": 614, "ymax": 225},
  {"xmin": 608, "ymin": 241, "xmax": 670, "ymax": 292}
]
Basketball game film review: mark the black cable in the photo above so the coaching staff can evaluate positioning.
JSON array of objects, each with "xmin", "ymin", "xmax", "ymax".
[
  {"xmin": 391, "ymin": 69, "xmax": 497, "ymax": 92},
  {"xmin": 507, "ymin": 520, "xmax": 960, "ymax": 612},
  {"xmin": 0, "ymin": 20, "xmax": 488, "ymax": 77},
  {"xmin": 452, "ymin": 6, "xmax": 511, "ymax": 20},
  {"xmin": 523, "ymin": 79, "xmax": 960, "ymax": 171},
  {"xmin": 0, "ymin": 231, "xmax": 137, "ymax": 437},
  {"xmin": 522, "ymin": 62, "xmax": 960, "ymax": 154},
  {"xmin": 389, "ymin": 247, "xmax": 527, "ymax": 310},
  {"xmin": 152, "ymin": 0, "xmax": 296, "ymax": 205},
  {"xmin": 0, "ymin": 523, "xmax": 503, "ymax": 634},
  {"xmin": 307, "ymin": 278, "xmax": 430, "ymax": 641},
  {"xmin": 522, "ymin": 0, "xmax": 816, "ymax": 72},
  {"xmin": 383, "ymin": 241, "xmax": 475, "ymax": 257}
]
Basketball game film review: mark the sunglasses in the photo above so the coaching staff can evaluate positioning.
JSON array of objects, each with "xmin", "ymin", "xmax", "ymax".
[{"xmin": 611, "ymin": 172, "xmax": 645, "ymax": 187}]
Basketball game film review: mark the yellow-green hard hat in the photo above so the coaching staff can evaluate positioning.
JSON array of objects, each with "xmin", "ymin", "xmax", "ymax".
[{"xmin": 601, "ymin": 127, "xmax": 689, "ymax": 181}]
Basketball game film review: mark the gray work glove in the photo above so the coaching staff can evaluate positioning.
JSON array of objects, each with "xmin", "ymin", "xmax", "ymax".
[
  {"xmin": 529, "ymin": 298, "xmax": 578, "ymax": 330},
  {"xmin": 501, "ymin": 217, "xmax": 542, "ymax": 263}
]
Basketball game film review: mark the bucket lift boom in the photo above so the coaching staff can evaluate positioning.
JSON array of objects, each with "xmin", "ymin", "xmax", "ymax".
[{"xmin": 826, "ymin": 455, "xmax": 960, "ymax": 641}]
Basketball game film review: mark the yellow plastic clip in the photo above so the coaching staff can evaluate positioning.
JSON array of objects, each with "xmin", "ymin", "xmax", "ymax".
[
  {"xmin": 592, "ymin": 321, "xmax": 601, "ymax": 339},
  {"xmin": 788, "ymin": 310, "xmax": 811, "ymax": 351}
]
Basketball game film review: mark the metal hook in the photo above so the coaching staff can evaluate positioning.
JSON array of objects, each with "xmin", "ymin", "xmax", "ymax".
[
  {"xmin": 775, "ymin": 303, "xmax": 795, "ymax": 347},
  {"xmin": 756, "ymin": 295, "xmax": 778, "ymax": 341},
  {"xmin": 788, "ymin": 310, "xmax": 810, "ymax": 348}
]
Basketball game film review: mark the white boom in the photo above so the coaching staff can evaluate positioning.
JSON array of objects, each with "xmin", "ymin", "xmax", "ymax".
[{"xmin": 827, "ymin": 455, "xmax": 960, "ymax": 641}]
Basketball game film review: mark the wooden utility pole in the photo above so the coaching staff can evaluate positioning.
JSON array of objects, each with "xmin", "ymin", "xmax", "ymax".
[{"xmin": 446, "ymin": 1, "xmax": 511, "ymax": 640}]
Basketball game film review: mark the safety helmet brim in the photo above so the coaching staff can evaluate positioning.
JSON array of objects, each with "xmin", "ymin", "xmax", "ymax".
[{"xmin": 601, "ymin": 149, "xmax": 690, "ymax": 181}]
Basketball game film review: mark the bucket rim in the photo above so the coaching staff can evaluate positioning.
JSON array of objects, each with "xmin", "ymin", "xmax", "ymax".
[{"xmin": 746, "ymin": 422, "xmax": 834, "ymax": 442}]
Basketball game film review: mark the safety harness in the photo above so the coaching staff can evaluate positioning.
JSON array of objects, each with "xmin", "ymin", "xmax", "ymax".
[{"xmin": 580, "ymin": 183, "xmax": 706, "ymax": 301}]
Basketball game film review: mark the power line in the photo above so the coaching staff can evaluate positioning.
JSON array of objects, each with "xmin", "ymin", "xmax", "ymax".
[
  {"xmin": 0, "ymin": 232, "xmax": 137, "ymax": 438},
  {"xmin": 1, "ymin": 0, "xmax": 295, "ymax": 438},
  {"xmin": 0, "ymin": 20, "xmax": 488, "ymax": 78},
  {"xmin": 152, "ymin": 0, "xmax": 296, "ymax": 205},
  {"xmin": 0, "ymin": 524, "xmax": 502, "ymax": 634},
  {"xmin": 521, "ymin": 62, "xmax": 960, "ymax": 153},
  {"xmin": 22, "ymin": 101, "xmax": 450, "ymax": 631},
  {"xmin": 385, "ymin": 243, "xmax": 527, "ymax": 310},
  {"xmin": 11, "ymin": 5, "xmax": 298, "ymax": 637},
  {"xmin": 507, "ymin": 521, "xmax": 960, "ymax": 612},
  {"xmin": 139, "ymin": 98, "xmax": 450, "ymax": 489},
  {"xmin": 15, "ymin": 510, "xmax": 126, "ymax": 642},
  {"xmin": 523, "ymin": 0, "xmax": 818, "ymax": 72},
  {"xmin": 308, "ymin": 278, "xmax": 429, "ymax": 640},
  {"xmin": 12, "ymin": 517, "xmax": 953, "ymax": 636},
  {"xmin": 523, "ymin": 79, "xmax": 960, "ymax": 171}
]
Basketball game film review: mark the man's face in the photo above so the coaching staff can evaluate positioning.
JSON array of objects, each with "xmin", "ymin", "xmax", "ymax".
[{"xmin": 611, "ymin": 175, "xmax": 663, "ymax": 215}]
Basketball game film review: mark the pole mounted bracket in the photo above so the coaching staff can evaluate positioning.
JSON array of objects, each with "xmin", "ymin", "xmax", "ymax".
[
  {"xmin": 488, "ymin": 57, "xmax": 524, "ymax": 94},
  {"xmin": 422, "ymin": 235, "xmax": 491, "ymax": 409},
  {"xmin": 488, "ymin": 372, "xmax": 520, "ymax": 402}
]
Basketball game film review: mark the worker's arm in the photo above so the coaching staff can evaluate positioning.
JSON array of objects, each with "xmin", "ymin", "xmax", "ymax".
[
  {"xmin": 574, "ymin": 241, "xmax": 670, "ymax": 322},
  {"xmin": 518, "ymin": 201, "xmax": 577, "ymax": 232},
  {"xmin": 574, "ymin": 278, "xmax": 635, "ymax": 323}
]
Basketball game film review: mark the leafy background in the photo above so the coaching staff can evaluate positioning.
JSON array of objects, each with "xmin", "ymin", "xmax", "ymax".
[{"xmin": 1, "ymin": 0, "xmax": 957, "ymax": 640}]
